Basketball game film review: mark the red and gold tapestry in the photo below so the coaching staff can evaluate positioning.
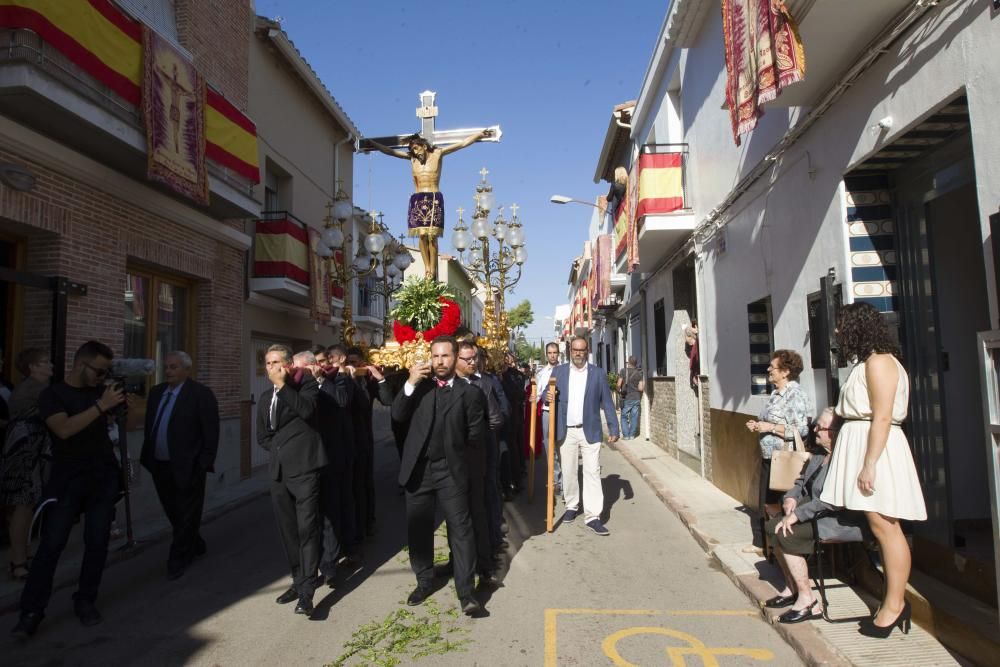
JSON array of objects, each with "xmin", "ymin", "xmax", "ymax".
[
  {"xmin": 624, "ymin": 163, "xmax": 640, "ymax": 274},
  {"xmin": 0, "ymin": 0, "xmax": 260, "ymax": 184},
  {"xmin": 721, "ymin": 0, "xmax": 805, "ymax": 145},
  {"xmin": 307, "ymin": 228, "xmax": 331, "ymax": 323},
  {"xmin": 143, "ymin": 26, "xmax": 207, "ymax": 204}
]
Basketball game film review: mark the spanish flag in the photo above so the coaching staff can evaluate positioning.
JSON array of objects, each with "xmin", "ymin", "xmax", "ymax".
[
  {"xmin": 0, "ymin": 0, "xmax": 259, "ymax": 183},
  {"xmin": 254, "ymin": 219, "xmax": 309, "ymax": 285},
  {"xmin": 635, "ymin": 152, "xmax": 684, "ymax": 218}
]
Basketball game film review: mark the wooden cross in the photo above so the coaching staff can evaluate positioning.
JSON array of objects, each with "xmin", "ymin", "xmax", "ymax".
[{"xmin": 360, "ymin": 91, "xmax": 501, "ymax": 151}]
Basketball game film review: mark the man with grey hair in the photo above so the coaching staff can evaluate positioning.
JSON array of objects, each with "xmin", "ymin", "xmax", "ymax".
[
  {"xmin": 258, "ymin": 345, "xmax": 326, "ymax": 617},
  {"xmin": 141, "ymin": 351, "xmax": 220, "ymax": 581}
]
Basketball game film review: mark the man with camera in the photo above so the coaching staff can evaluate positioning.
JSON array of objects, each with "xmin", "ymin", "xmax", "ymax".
[
  {"xmin": 257, "ymin": 345, "xmax": 326, "ymax": 617},
  {"xmin": 12, "ymin": 341, "xmax": 127, "ymax": 638},
  {"xmin": 140, "ymin": 351, "xmax": 220, "ymax": 581}
]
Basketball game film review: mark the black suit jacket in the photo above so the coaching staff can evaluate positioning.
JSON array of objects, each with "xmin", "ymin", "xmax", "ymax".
[
  {"xmin": 256, "ymin": 374, "xmax": 327, "ymax": 480},
  {"xmin": 141, "ymin": 379, "xmax": 220, "ymax": 475},
  {"xmin": 316, "ymin": 371, "xmax": 354, "ymax": 465},
  {"xmin": 392, "ymin": 378, "xmax": 486, "ymax": 490}
]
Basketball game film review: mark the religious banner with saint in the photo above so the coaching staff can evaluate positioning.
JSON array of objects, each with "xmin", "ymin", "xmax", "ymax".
[
  {"xmin": 307, "ymin": 228, "xmax": 332, "ymax": 323},
  {"xmin": 142, "ymin": 26, "xmax": 209, "ymax": 204}
]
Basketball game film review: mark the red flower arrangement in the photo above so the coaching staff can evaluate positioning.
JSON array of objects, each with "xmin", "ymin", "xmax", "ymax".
[{"xmin": 392, "ymin": 297, "xmax": 462, "ymax": 344}]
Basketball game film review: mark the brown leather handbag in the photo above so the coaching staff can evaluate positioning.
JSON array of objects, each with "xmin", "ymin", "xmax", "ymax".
[{"xmin": 768, "ymin": 427, "xmax": 810, "ymax": 492}]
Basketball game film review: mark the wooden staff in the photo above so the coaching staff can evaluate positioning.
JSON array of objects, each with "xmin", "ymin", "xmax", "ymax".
[
  {"xmin": 528, "ymin": 379, "xmax": 538, "ymax": 502},
  {"xmin": 546, "ymin": 377, "xmax": 557, "ymax": 533}
]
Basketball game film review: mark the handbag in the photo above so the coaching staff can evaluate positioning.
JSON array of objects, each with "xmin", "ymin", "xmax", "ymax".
[{"xmin": 768, "ymin": 426, "xmax": 810, "ymax": 492}]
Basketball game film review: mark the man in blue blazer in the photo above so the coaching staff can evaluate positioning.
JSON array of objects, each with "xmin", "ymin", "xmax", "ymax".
[{"xmin": 548, "ymin": 336, "xmax": 620, "ymax": 535}]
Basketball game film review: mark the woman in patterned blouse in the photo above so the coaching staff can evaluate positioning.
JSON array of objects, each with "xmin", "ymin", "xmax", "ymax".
[{"xmin": 745, "ymin": 349, "xmax": 814, "ymax": 522}]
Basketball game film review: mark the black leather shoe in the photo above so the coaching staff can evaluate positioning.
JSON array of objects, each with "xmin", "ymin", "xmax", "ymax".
[
  {"xmin": 194, "ymin": 538, "xmax": 207, "ymax": 558},
  {"xmin": 461, "ymin": 596, "xmax": 483, "ymax": 616},
  {"xmin": 275, "ymin": 586, "xmax": 298, "ymax": 605},
  {"xmin": 778, "ymin": 600, "xmax": 818, "ymax": 624},
  {"xmin": 764, "ymin": 594, "xmax": 795, "ymax": 609},
  {"xmin": 477, "ymin": 571, "xmax": 501, "ymax": 588},
  {"xmin": 294, "ymin": 595, "xmax": 314, "ymax": 616},
  {"xmin": 73, "ymin": 598, "xmax": 102, "ymax": 627},
  {"xmin": 406, "ymin": 585, "xmax": 433, "ymax": 606},
  {"xmin": 11, "ymin": 611, "xmax": 43, "ymax": 638},
  {"xmin": 167, "ymin": 561, "xmax": 186, "ymax": 581}
]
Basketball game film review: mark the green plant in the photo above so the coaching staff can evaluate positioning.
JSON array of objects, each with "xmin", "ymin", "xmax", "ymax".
[
  {"xmin": 389, "ymin": 277, "xmax": 456, "ymax": 331},
  {"xmin": 330, "ymin": 600, "xmax": 469, "ymax": 667},
  {"xmin": 607, "ymin": 372, "xmax": 619, "ymax": 393}
]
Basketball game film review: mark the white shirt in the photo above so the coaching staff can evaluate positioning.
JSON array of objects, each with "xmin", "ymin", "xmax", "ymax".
[
  {"xmin": 566, "ymin": 363, "xmax": 588, "ymax": 427},
  {"xmin": 404, "ymin": 376, "xmax": 453, "ymax": 396},
  {"xmin": 535, "ymin": 363, "xmax": 557, "ymax": 407}
]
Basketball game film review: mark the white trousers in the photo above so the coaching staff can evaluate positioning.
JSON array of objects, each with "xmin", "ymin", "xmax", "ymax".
[{"xmin": 559, "ymin": 428, "xmax": 603, "ymax": 522}]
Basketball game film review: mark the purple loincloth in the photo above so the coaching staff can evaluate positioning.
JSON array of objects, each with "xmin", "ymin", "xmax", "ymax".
[{"xmin": 407, "ymin": 192, "xmax": 444, "ymax": 238}]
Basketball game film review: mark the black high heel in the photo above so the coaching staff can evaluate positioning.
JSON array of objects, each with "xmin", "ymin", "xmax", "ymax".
[{"xmin": 859, "ymin": 600, "xmax": 911, "ymax": 638}]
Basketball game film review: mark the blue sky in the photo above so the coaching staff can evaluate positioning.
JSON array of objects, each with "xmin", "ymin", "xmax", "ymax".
[{"xmin": 255, "ymin": 0, "xmax": 665, "ymax": 343}]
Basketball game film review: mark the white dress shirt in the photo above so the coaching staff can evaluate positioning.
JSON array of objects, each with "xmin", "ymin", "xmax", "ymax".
[
  {"xmin": 404, "ymin": 376, "xmax": 453, "ymax": 396},
  {"xmin": 566, "ymin": 363, "xmax": 588, "ymax": 427}
]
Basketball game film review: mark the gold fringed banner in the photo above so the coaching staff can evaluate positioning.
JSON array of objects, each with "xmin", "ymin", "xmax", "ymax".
[
  {"xmin": 308, "ymin": 228, "xmax": 331, "ymax": 323},
  {"xmin": 142, "ymin": 26, "xmax": 208, "ymax": 204}
]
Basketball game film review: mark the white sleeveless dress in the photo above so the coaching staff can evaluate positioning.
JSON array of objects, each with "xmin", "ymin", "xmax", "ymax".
[{"xmin": 819, "ymin": 357, "xmax": 927, "ymax": 520}]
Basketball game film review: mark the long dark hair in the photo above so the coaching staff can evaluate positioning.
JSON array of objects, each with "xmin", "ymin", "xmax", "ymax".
[{"xmin": 835, "ymin": 302, "xmax": 900, "ymax": 363}]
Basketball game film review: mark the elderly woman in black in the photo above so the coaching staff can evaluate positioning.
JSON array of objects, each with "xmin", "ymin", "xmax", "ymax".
[{"xmin": 763, "ymin": 408, "xmax": 866, "ymax": 623}]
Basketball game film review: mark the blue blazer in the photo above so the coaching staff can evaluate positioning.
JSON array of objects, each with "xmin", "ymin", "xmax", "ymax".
[{"xmin": 550, "ymin": 363, "xmax": 620, "ymax": 444}]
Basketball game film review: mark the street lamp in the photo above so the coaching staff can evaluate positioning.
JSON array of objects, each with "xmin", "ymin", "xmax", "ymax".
[
  {"xmin": 319, "ymin": 191, "xmax": 409, "ymax": 346},
  {"xmin": 549, "ymin": 194, "xmax": 603, "ymax": 209},
  {"xmin": 452, "ymin": 168, "xmax": 528, "ymax": 366}
]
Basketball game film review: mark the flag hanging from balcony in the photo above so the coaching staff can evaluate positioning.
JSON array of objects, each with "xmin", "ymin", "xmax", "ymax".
[
  {"xmin": 0, "ymin": 0, "xmax": 260, "ymax": 184},
  {"xmin": 636, "ymin": 151, "xmax": 684, "ymax": 217},
  {"xmin": 254, "ymin": 218, "xmax": 309, "ymax": 285},
  {"xmin": 142, "ymin": 26, "xmax": 208, "ymax": 204},
  {"xmin": 722, "ymin": 0, "xmax": 806, "ymax": 145},
  {"xmin": 307, "ymin": 228, "xmax": 331, "ymax": 323}
]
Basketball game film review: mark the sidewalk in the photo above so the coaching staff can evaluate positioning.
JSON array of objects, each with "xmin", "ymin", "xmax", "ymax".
[
  {"xmin": 612, "ymin": 437, "xmax": 967, "ymax": 667},
  {"xmin": 0, "ymin": 474, "xmax": 270, "ymax": 615}
]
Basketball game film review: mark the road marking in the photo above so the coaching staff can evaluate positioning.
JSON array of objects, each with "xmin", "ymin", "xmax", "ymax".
[
  {"xmin": 544, "ymin": 608, "xmax": 768, "ymax": 667},
  {"xmin": 602, "ymin": 626, "xmax": 775, "ymax": 667}
]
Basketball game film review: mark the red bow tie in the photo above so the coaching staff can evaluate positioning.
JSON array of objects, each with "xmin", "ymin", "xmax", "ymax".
[{"xmin": 436, "ymin": 378, "xmax": 449, "ymax": 388}]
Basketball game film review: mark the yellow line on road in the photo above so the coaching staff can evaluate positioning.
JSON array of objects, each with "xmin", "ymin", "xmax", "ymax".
[{"xmin": 544, "ymin": 608, "xmax": 762, "ymax": 666}]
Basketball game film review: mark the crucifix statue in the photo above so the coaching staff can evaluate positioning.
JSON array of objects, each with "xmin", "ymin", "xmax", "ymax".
[{"xmin": 361, "ymin": 91, "xmax": 500, "ymax": 280}]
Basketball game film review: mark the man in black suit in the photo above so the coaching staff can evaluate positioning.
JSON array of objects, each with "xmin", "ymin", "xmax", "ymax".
[
  {"xmin": 256, "ymin": 345, "xmax": 327, "ymax": 617},
  {"xmin": 392, "ymin": 336, "xmax": 487, "ymax": 616},
  {"xmin": 141, "ymin": 351, "xmax": 219, "ymax": 581},
  {"xmin": 311, "ymin": 347, "xmax": 355, "ymax": 582}
]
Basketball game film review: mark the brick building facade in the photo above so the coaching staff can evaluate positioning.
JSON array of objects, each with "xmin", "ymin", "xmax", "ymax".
[{"xmin": 0, "ymin": 1, "xmax": 259, "ymax": 508}]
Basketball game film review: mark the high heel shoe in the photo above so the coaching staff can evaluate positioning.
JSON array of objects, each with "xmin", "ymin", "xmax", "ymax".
[{"xmin": 858, "ymin": 600, "xmax": 911, "ymax": 638}]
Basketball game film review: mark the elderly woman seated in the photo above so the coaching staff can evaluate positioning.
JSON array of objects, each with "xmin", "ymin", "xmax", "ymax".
[{"xmin": 764, "ymin": 407, "xmax": 866, "ymax": 624}]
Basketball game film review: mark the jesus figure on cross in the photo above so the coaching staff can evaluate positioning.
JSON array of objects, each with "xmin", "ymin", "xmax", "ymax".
[{"xmin": 366, "ymin": 129, "xmax": 493, "ymax": 279}]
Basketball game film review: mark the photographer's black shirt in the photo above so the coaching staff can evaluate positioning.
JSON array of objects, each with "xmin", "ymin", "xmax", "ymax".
[{"xmin": 38, "ymin": 383, "xmax": 114, "ymax": 464}]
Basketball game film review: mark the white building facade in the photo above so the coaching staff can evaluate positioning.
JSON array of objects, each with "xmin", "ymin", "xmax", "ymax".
[{"xmin": 592, "ymin": 0, "xmax": 1000, "ymax": 655}]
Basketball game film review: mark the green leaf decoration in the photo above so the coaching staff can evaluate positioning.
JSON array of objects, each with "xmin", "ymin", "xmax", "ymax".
[{"xmin": 389, "ymin": 277, "xmax": 457, "ymax": 332}]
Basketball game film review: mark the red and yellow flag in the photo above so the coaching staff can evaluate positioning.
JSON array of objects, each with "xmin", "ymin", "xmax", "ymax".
[
  {"xmin": 0, "ymin": 0, "xmax": 259, "ymax": 183},
  {"xmin": 254, "ymin": 219, "xmax": 309, "ymax": 285}
]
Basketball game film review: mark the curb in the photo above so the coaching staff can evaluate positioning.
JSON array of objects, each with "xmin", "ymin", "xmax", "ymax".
[
  {"xmin": 610, "ymin": 440, "xmax": 851, "ymax": 667},
  {"xmin": 0, "ymin": 485, "xmax": 269, "ymax": 616}
]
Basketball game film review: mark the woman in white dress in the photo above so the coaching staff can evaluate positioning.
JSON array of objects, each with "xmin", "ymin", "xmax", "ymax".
[{"xmin": 820, "ymin": 302, "xmax": 926, "ymax": 638}]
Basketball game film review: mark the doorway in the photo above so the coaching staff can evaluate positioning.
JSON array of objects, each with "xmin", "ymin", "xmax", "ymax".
[{"xmin": 895, "ymin": 135, "xmax": 995, "ymax": 604}]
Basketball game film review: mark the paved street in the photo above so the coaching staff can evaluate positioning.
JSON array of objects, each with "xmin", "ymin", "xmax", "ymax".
[{"xmin": 1, "ymin": 410, "xmax": 799, "ymax": 666}]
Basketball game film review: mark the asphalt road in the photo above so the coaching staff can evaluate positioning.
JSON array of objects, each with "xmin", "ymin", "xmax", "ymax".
[{"xmin": 2, "ymin": 408, "xmax": 800, "ymax": 666}]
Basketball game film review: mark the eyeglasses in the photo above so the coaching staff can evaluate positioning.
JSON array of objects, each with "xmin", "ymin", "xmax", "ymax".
[
  {"xmin": 83, "ymin": 361, "xmax": 110, "ymax": 378},
  {"xmin": 458, "ymin": 356, "xmax": 477, "ymax": 363},
  {"xmin": 571, "ymin": 347, "xmax": 587, "ymax": 353}
]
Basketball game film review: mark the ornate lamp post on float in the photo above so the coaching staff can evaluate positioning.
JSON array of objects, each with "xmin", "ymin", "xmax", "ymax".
[
  {"xmin": 450, "ymin": 168, "xmax": 528, "ymax": 366},
  {"xmin": 317, "ymin": 184, "xmax": 412, "ymax": 346}
]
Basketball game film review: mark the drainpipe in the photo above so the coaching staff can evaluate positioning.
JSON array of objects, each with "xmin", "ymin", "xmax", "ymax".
[{"xmin": 333, "ymin": 133, "xmax": 354, "ymax": 195}]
